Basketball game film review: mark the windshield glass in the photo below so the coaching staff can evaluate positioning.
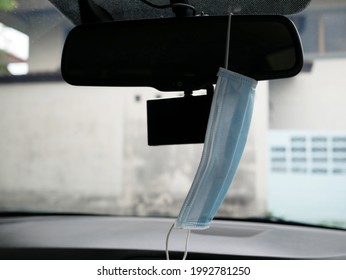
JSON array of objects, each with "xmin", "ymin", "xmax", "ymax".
[{"xmin": 0, "ymin": 0, "xmax": 346, "ymax": 230}]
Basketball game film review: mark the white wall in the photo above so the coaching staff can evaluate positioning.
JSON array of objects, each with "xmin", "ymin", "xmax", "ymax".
[
  {"xmin": 0, "ymin": 83, "xmax": 126, "ymax": 211},
  {"xmin": 270, "ymin": 58, "xmax": 346, "ymax": 130},
  {"xmin": 268, "ymin": 58, "xmax": 346, "ymax": 227},
  {"xmin": 0, "ymin": 81, "xmax": 269, "ymax": 217}
]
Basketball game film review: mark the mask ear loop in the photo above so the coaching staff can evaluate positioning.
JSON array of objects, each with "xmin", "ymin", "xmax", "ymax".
[
  {"xmin": 165, "ymin": 223, "xmax": 191, "ymax": 260},
  {"xmin": 225, "ymin": 12, "xmax": 233, "ymax": 70}
]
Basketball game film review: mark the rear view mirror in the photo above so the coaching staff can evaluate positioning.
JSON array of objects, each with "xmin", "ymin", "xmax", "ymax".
[{"xmin": 61, "ymin": 15, "xmax": 303, "ymax": 91}]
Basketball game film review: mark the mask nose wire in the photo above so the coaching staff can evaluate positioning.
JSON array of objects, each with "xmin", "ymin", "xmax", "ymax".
[
  {"xmin": 225, "ymin": 12, "xmax": 233, "ymax": 70},
  {"xmin": 165, "ymin": 223, "xmax": 191, "ymax": 260}
]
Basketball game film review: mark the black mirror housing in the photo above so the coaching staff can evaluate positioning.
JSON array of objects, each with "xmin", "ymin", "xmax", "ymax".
[{"xmin": 61, "ymin": 15, "xmax": 303, "ymax": 91}]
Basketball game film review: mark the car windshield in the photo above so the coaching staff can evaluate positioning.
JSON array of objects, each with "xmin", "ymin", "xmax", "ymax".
[{"xmin": 0, "ymin": 0, "xmax": 346, "ymax": 230}]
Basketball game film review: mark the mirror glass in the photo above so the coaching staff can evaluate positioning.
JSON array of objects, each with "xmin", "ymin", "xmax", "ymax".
[{"xmin": 62, "ymin": 15, "xmax": 303, "ymax": 91}]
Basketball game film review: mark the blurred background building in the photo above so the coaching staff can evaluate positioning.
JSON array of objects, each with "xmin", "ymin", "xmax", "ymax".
[{"xmin": 0, "ymin": 0, "xmax": 345, "ymax": 227}]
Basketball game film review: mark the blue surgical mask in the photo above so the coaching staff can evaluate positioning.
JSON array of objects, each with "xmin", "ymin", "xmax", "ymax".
[{"xmin": 175, "ymin": 67, "xmax": 257, "ymax": 229}]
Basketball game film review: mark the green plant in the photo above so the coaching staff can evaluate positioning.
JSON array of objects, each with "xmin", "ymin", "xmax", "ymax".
[{"xmin": 0, "ymin": 0, "xmax": 17, "ymax": 11}]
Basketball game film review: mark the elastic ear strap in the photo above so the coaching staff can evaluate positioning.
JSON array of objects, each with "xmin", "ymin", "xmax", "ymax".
[
  {"xmin": 165, "ymin": 223, "xmax": 174, "ymax": 260},
  {"xmin": 182, "ymin": 229, "xmax": 191, "ymax": 260},
  {"xmin": 165, "ymin": 223, "xmax": 191, "ymax": 260},
  {"xmin": 225, "ymin": 12, "xmax": 233, "ymax": 69}
]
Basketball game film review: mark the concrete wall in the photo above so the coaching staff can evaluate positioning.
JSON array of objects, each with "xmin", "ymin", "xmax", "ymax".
[
  {"xmin": 268, "ymin": 58, "xmax": 346, "ymax": 227},
  {"xmin": 0, "ymin": 83, "xmax": 125, "ymax": 212},
  {"xmin": 270, "ymin": 58, "xmax": 346, "ymax": 131},
  {"xmin": 0, "ymin": 82, "xmax": 269, "ymax": 217}
]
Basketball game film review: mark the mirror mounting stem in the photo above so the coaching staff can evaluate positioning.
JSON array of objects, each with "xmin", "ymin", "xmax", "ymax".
[
  {"xmin": 170, "ymin": 0, "xmax": 196, "ymax": 17},
  {"xmin": 183, "ymin": 85, "xmax": 214, "ymax": 98}
]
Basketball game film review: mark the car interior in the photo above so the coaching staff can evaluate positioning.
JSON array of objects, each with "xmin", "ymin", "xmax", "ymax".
[{"xmin": 1, "ymin": 0, "xmax": 346, "ymax": 260}]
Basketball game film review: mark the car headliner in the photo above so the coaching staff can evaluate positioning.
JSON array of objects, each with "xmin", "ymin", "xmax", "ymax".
[{"xmin": 48, "ymin": 0, "xmax": 312, "ymax": 24}]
